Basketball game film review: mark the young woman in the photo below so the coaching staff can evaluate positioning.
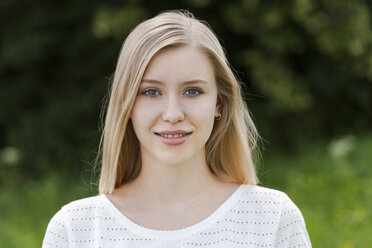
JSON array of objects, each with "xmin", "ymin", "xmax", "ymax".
[{"xmin": 43, "ymin": 10, "xmax": 311, "ymax": 247}]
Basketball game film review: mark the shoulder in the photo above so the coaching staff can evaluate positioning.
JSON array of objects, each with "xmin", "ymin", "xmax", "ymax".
[
  {"xmin": 46, "ymin": 195, "xmax": 106, "ymax": 228},
  {"xmin": 60, "ymin": 195, "xmax": 105, "ymax": 213},
  {"xmin": 238, "ymin": 184, "xmax": 292, "ymax": 206},
  {"xmin": 240, "ymin": 184, "xmax": 286, "ymax": 196},
  {"xmin": 236, "ymin": 184, "xmax": 311, "ymax": 247},
  {"xmin": 49, "ymin": 195, "xmax": 109, "ymax": 224},
  {"xmin": 42, "ymin": 195, "xmax": 108, "ymax": 247},
  {"xmin": 235, "ymin": 184, "xmax": 308, "ymax": 230}
]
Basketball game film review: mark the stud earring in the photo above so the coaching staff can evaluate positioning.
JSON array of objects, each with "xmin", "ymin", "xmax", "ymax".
[{"xmin": 215, "ymin": 113, "xmax": 221, "ymax": 120}]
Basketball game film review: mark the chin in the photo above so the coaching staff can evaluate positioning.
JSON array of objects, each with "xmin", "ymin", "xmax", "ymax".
[
  {"xmin": 157, "ymin": 154, "xmax": 192, "ymax": 166},
  {"xmin": 151, "ymin": 150, "xmax": 198, "ymax": 167}
]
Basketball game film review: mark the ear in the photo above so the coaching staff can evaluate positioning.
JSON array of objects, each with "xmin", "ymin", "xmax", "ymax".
[{"xmin": 215, "ymin": 96, "xmax": 223, "ymax": 116}]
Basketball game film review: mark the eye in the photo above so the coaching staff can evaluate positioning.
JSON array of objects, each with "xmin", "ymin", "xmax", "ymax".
[
  {"xmin": 184, "ymin": 87, "xmax": 203, "ymax": 97},
  {"xmin": 140, "ymin": 88, "xmax": 160, "ymax": 97}
]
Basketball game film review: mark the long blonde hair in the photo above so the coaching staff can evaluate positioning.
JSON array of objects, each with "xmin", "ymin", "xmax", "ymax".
[{"xmin": 98, "ymin": 10, "xmax": 259, "ymax": 194}]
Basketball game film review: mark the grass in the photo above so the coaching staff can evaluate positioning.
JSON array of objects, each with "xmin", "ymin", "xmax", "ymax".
[
  {"xmin": 0, "ymin": 172, "xmax": 95, "ymax": 247},
  {"xmin": 0, "ymin": 134, "xmax": 371, "ymax": 247},
  {"xmin": 260, "ymin": 134, "xmax": 372, "ymax": 248}
]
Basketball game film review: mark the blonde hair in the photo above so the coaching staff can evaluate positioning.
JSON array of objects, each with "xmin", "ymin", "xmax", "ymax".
[{"xmin": 98, "ymin": 10, "xmax": 259, "ymax": 194}]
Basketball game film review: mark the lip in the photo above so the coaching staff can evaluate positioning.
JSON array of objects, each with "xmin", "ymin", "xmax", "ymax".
[
  {"xmin": 156, "ymin": 130, "xmax": 191, "ymax": 135},
  {"xmin": 154, "ymin": 130, "xmax": 192, "ymax": 146}
]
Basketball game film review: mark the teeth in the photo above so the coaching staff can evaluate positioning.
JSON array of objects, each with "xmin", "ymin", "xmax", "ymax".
[{"xmin": 159, "ymin": 133, "xmax": 188, "ymax": 138}]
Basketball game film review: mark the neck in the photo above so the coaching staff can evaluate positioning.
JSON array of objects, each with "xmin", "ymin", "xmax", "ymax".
[{"xmin": 121, "ymin": 148, "xmax": 221, "ymax": 203}]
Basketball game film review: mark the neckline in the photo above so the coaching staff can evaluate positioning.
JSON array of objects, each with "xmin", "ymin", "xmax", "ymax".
[{"xmin": 100, "ymin": 184, "xmax": 246, "ymax": 240}]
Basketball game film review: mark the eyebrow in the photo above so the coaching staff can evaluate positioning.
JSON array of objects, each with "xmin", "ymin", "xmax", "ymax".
[{"xmin": 141, "ymin": 79, "xmax": 209, "ymax": 86}]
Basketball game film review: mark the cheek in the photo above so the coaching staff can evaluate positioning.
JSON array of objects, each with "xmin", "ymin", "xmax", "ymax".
[
  {"xmin": 186, "ymin": 100, "xmax": 216, "ymax": 130},
  {"xmin": 130, "ymin": 101, "xmax": 157, "ymax": 136}
]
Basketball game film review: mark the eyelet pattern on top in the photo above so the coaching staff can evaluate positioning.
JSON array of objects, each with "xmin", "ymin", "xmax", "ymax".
[{"xmin": 42, "ymin": 185, "xmax": 312, "ymax": 248}]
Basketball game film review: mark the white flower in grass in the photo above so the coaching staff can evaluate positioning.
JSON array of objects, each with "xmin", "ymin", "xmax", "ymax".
[{"xmin": 328, "ymin": 135, "xmax": 356, "ymax": 158}]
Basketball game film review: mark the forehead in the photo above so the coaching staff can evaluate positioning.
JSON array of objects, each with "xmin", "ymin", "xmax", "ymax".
[{"xmin": 142, "ymin": 45, "xmax": 215, "ymax": 84}]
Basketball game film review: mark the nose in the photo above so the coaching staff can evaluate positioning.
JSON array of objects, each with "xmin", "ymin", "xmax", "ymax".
[{"xmin": 162, "ymin": 94, "xmax": 184, "ymax": 124}]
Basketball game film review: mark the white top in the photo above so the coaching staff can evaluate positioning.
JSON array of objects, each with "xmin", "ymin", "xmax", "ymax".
[{"xmin": 42, "ymin": 185, "xmax": 311, "ymax": 248}]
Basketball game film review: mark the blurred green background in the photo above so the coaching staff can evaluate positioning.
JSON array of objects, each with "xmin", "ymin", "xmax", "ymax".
[{"xmin": 1, "ymin": 0, "xmax": 371, "ymax": 247}]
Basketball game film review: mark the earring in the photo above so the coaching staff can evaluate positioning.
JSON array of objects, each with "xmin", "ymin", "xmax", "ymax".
[{"xmin": 215, "ymin": 113, "xmax": 221, "ymax": 120}]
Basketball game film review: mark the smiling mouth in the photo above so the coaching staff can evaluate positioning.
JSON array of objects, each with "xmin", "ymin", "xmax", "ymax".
[{"xmin": 155, "ymin": 132, "xmax": 192, "ymax": 138}]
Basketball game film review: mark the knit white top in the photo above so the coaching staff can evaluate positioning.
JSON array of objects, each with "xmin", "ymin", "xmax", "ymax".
[{"xmin": 42, "ymin": 184, "xmax": 311, "ymax": 248}]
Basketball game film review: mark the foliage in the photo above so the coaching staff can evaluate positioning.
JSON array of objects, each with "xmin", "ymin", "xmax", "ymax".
[{"xmin": 225, "ymin": 0, "xmax": 372, "ymax": 144}]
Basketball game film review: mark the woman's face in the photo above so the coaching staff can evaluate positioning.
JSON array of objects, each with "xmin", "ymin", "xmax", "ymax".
[{"xmin": 130, "ymin": 45, "xmax": 219, "ymax": 166}]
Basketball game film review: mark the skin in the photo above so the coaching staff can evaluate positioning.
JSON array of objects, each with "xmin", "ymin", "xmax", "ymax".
[{"xmin": 108, "ymin": 45, "xmax": 239, "ymax": 230}]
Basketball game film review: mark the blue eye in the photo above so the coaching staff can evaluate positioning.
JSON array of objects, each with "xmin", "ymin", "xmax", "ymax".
[
  {"xmin": 185, "ymin": 87, "xmax": 203, "ymax": 97},
  {"xmin": 140, "ymin": 88, "xmax": 160, "ymax": 97}
]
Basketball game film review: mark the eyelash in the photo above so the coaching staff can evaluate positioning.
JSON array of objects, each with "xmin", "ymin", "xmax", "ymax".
[
  {"xmin": 139, "ymin": 87, "xmax": 204, "ymax": 97},
  {"xmin": 140, "ymin": 88, "xmax": 159, "ymax": 97},
  {"xmin": 184, "ymin": 87, "xmax": 204, "ymax": 97}
]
